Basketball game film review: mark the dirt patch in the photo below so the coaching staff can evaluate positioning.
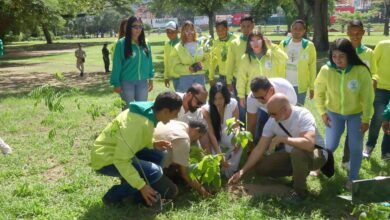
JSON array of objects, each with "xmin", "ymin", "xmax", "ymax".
[
  {"xmin": 227, "ymin": 183, "xmax": 291, "ymax": 197},
  {"xmin": 0, "ymin": 70, "xmax": 111, "ymax": 96},
  {"xmin": 43, "ymin": 156, "xmax": 65, "ymax": 183}
]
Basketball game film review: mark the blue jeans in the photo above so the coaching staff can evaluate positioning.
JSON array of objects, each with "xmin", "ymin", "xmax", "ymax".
[
  {"xmin": 254, "ymin": 108, "xmax": 269, "ymax": 145},
  {"xmin": 176, "ymin": 74, "xmax": 206, "ymax": 93},
  {"xmin": 96, "ymin": 148, "xmax": 165, "ymax": 203},
  {"xmin": 366, "ymin": 88, "xmax": 390, "ymax": 156},
  {"xmin": 293, "ymin": 86, "xmax": 307, "ymax": 106},
  {"xmin": 172, "ymin": 78, "xmax": 180, "ymax": 91},
  {"xmin": 217, "ymin": 75, "xmax": 228, "ymax": 88},
  {"xmin": 325, "ymin": 111, "xmax": 363, "ymax": 181},
  {"xmin": 120, "ymin": 80, "xmax": 148, "ymax": 109},
  {"xmin": 231, "ymin": 77, "xmax": 246, "ymax": 125}
]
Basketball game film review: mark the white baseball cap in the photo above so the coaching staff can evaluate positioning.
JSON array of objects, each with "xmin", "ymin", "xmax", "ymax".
[{"xmin": 166, "ymin": 21, "xmax": 178, "ymax": 30}]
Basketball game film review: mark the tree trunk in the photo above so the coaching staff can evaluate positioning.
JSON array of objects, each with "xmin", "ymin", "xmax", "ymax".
[
  {"xmin": 42, "ymin": 24, "xmax": 53, "ymax": 44},
  {"xmin": 312, "ymin": 0, "xmax": 329, "ymax": 51},
  {"xmin": 384, "ymin": 2, "xmax": 389, "ymax": 36},
  {"xmin": 208, "ymin": 11, "xmax": 215, "ymax": 38}
]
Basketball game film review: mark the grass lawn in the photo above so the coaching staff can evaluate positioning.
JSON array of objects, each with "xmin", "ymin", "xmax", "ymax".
[{"xmin": 0, "ymin": 34, "xmax": 390, "ymax": 219}]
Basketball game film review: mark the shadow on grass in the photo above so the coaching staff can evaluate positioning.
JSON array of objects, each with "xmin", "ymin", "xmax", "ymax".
[{"xmin": 79, "ymin": 185, "xmax": 197, "ymax": 220}]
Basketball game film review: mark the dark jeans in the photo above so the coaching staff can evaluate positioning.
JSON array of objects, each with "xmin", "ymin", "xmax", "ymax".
[
  {"xmin": 103, "ymin": 57, "xmax": 110, "ymax": 72},
  {"xmin": 96, "ymin": 148, "xmax": 171, "ymax": 204},
  {"xmin": 366, "ymin": 89, "xmax": 390, "ymax": 156},
  {"xmin": 254, "ymin": 108, "xmax": 270, "ymax": 145}
]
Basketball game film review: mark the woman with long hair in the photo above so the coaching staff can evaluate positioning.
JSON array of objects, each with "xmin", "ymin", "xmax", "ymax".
[
  {"xmin": 236, "ymin": 29, "xmax": 287, "ymax": 108},
  {"xmin": 202, "ymin": 82, "xmax": 240, "ymax": 178},
  {"xmin": 314, "ymin": 38, "xmax": 374, "ymax": 189},
  {"xmin": 110, "ymin": 16, "xmax": 154, "ymax": 109},
  {"xmin": 170, "ymin": 21, "xmax": 209, "ymax": 92}
]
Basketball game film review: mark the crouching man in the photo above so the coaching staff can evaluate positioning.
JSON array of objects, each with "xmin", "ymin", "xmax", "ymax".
[
  {"xmin": 154, "ymin": 119, "xmax": 211, "ymax": 197},
  {"xmin": 229, "ymin": 93, "xmax": 328, "ymax": 202},
  {"xmin": 91, "ymin": 91, "xmax": 182, "ymax": 206}
]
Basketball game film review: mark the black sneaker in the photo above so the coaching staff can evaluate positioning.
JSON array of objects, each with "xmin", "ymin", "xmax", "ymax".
[{"xmin": 286, "ymin": 190, "xmax": 306, "ymax": 204}]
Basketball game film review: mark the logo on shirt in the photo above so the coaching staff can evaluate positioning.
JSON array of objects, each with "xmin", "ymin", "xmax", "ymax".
[
  {"xmin": 301, "ymin": 52, "xmax": 309, "ymax": 60},
  {"xmin": 347, "ymin": 79, "xmax": 358, "ymax": 91},
  {"xmin": 265, "ymin": 60, "xmax": 272, "ymax": 70}
]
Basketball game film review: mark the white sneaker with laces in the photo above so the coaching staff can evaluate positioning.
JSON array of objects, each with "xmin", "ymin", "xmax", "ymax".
[
  {"xmin": 362, "ymin": 146, "xmax": 373, "ymax": 158},
  {"xmin": 0, "ymin": 138, "xmax": 12, "ymax": 155}
]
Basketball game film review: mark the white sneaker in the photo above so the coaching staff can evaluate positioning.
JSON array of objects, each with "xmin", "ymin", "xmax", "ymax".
[
  {"xmin": 342, "ymin": 162, "xmax": 350, "ymax": 171},
  {"xmin": 362, "ymin": 146, "xmax": 373, "ymax": 158},
  {"xmin": 0, "ymin": 138, "xmax": 12, "ymax": 155}
]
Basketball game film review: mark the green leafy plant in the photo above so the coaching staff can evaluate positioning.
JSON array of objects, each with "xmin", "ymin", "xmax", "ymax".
[
  {"xmin": 189, "ymin": 154, "xmax": 223, "ymax": 188},
  {"xmin": 352, "ymin": 203, "xmax": 390, "ymax": 220},
  {"xmin": 226, "ymin": 117, "xmax": 253, "ymax": 149}
]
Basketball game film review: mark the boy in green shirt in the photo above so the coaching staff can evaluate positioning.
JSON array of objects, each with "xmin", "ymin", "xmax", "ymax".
[{"xmin": 91, "ymin": 91, "xmax": 182, "ymax": 206}]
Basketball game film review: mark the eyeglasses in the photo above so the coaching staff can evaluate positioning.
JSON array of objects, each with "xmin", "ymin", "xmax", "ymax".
[
  {"xmin": 132, "ymin": 25, "xmax": 144, "ymax": 30},
  {"xmin": 250, "ymin": 89, "xmax": 271, "ymax": 101},
  {"xmin": 193, "ymin": 95, "xmax": 205, "ymax": 106}
]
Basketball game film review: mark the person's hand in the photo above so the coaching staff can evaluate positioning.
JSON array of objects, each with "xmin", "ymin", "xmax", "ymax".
[
  {"xmin": 140, "ymin": 185, "xmax": 157, "ymax": 206},
  {"xmin": 240, "ymin": 98, "xmax": 246, "ymax": 108},
  {"xmin": 263, "ymin": 36, "xmax": 272, "ymax": 47},
  {"xmin": 382, "ymin": 121, "xmax": 390, "ymax": 135},
  {"xmin": 227, "ymin": 84, "xmax": 234, "ymax": 93},
  {"xmin": 309, "ymin": 90, "xmax": 314, "ymax": 99},
  {"xmin": 221, "ymin": 158, "xmax": 230, "ymax": 168},
  {"xmin": 209, "ymin": 79, "xmax": 216, "ymax": 87},
  {"xmin": 361, "ymin": 122, "xmax": 369, "ymax": 133},
  {"xmin": 322, "ymin": 113, "xmax": 331, "ymax": 127},
  {"xmin": 153, "ymin": 140, "xmax": 172, "ymax": 151},
  {"xmin": 198, "ymin": 187, "xmax": 212, "ymax": 197},
  {"xmin": 268, "ymin": 136, "xmax": 287, "ymax": 154},
  {"xmin": 373, "ymin": 79, "xmax": 377, "ymax": 89},
  {"xmin": 148, "ymin": 80, "xmax": 153, "ymax": 92},
  {"xmin": 164, "ymin": 79, "xmax": 170, "ymax": 88},
  {"xmin": 113, "ymin": 87, "xmax": 122, "ymax": 94},
  {"xmin": 228, "ymin": 170, "xmax": 244, "ymax": 184}
]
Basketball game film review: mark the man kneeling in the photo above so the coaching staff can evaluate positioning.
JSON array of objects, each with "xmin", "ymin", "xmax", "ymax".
[
  {"xmin": 154, "ymin": 119, "xmax": 211, "ymax": 197},
  {"xmin": 229, "ymin": 93, "xmax": 328, "ymax": 201},
  {"xmin": 91, "ymin": 91, "xmax": 182, "ymax": 206}
]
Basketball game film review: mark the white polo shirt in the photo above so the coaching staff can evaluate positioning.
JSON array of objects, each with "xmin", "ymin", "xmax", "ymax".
[{"xmin": 246, "ymin": 78, "xmax": 297, "ymax": 114}]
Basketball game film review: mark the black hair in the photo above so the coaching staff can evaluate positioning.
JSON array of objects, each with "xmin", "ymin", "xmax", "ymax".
[
  {"xmin": 216, "ymin": 20, "xmax": 228, "ymax": 28},
  {"xmin": 240, "ymin": 16, "xmax": 254, "ymax": 23},
  {"xmin": 209, "ymin": 82, "xmax": 231, "ymax": 141},
  {"xmin": 124, "ymin": 16, "xmax": 149, "ymax": 59},
  {"xmin": 153, "ymin": 91, "xmax": 182, "ymax": 112},
  {"xmin": 250, "ymin": 76, "xmax": 272, "ymax": 93},
  {"xmin": 291, "ymin": 19, "xmax": 307, "ymax": 29},
  {"xmin": 188, "ymin": 119, "xmax": 208, "ymax": 134},
  {"xmin": 186, "ymin": 83, "xmax": 207, "ymax": 96},
  {"xmin": 348, "ymin": 19, "xmax": 364, "ymax": 29},
  {"xmin": 329, "ymin": 38, "xmax": 369, "ymax": 71},
  {"xmin": 245, "ymin": 29, "xmax": 266, "ymax": 63}
]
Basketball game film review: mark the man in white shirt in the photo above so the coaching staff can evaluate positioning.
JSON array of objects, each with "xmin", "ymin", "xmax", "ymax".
[
  {"xmin": 154, "ymin": 119, "xmax": 210, "ymax": 197},
  {"xmin": 229, "ymin": 93, "xmax": 327, "ymax": 201},
  {"xmin": 246, "ymin": 76, "xmax": 297, "ymax": 148},
  {"xmin": 176, "ymin": 83, "xmax": 208, "ymax": 123}
]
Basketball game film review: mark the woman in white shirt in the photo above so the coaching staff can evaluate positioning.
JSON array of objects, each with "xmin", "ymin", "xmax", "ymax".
[{"xmin": 202, "ymin": 82, "xmax": 240, "ymax": 178}]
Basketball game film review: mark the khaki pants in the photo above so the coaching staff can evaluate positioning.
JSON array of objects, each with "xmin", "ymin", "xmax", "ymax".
[{"xmin": 255, "ymin": 148, "xmax": 326, "ymax": 195}]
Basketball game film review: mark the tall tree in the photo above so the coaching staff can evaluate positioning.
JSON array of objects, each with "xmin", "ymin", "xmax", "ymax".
[
  {"xmin": 149, "ymin": 0, "xmax": 230, "ymax": 38},
  {"xmin": 311, "ymin": 0, "xmax": 329, "ymax": 51}
]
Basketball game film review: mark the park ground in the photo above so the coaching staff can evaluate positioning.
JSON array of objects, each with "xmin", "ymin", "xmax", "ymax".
[{"xmin": 0, "ymin": 32, "xmax": 389, "ymax": 219}]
